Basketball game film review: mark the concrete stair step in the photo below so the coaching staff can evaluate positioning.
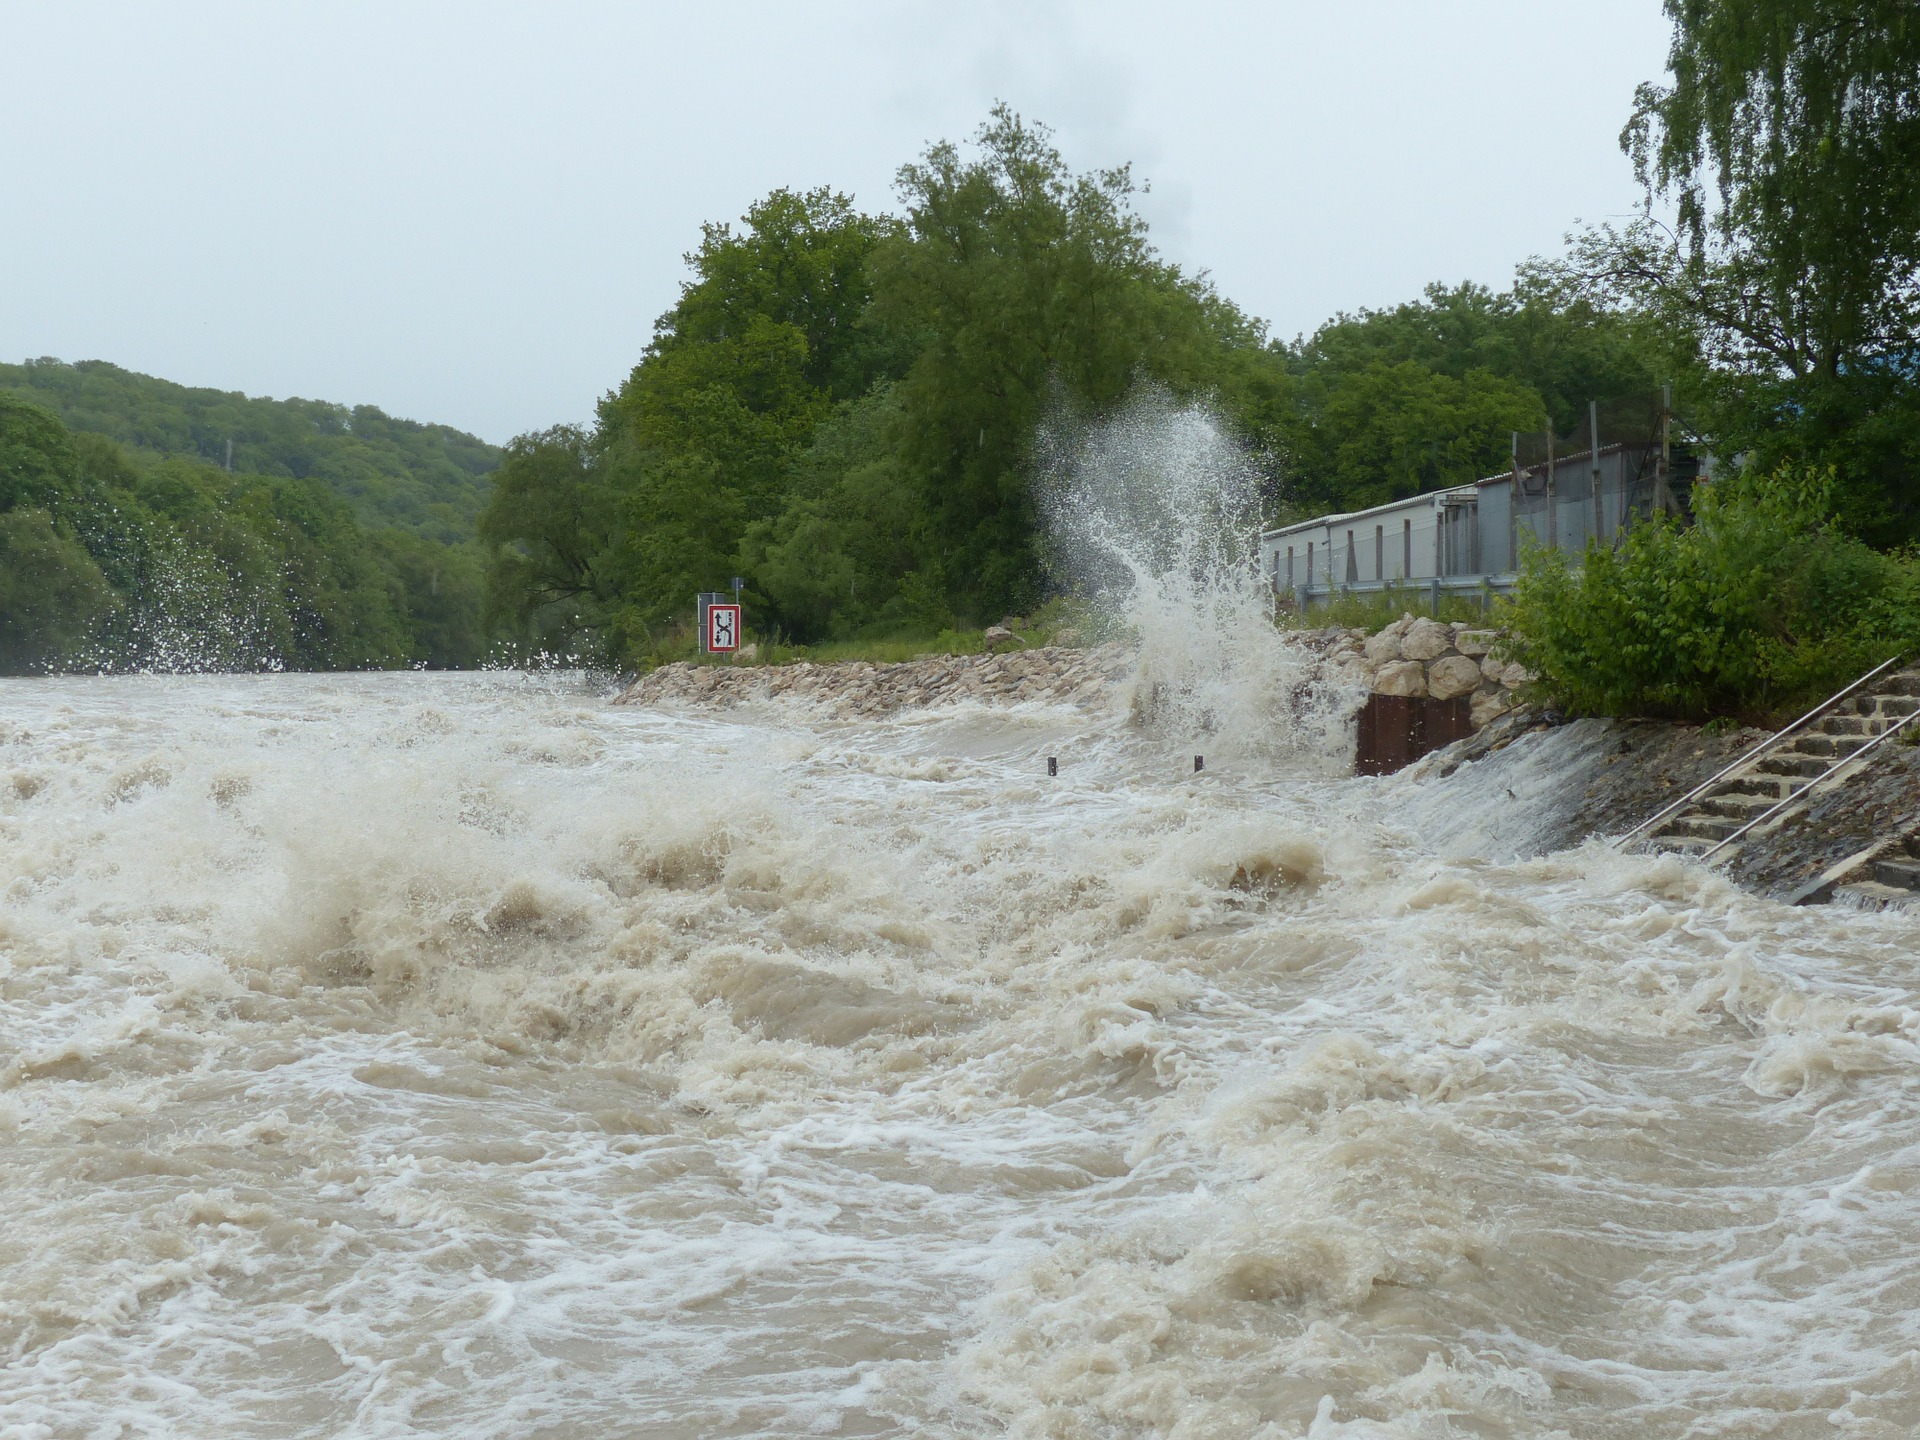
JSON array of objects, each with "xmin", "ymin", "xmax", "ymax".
[
  {"xmin": 1647, "ymin": 834, "xmax": 1714, "ymax": 856},
  {"xmin": 1661, "ymin": 815, "xmax": 1742, "ymax": 841},
  {"xmin": 1699, "ymin": 793, "xmax": 1781, "ymax": 819},
  {"xmin": 1759, "ymin": 755, "xmax": 1828, "ymax": 778},
  {"xmin": 1793, "ymin": 735, "xmax": 1850, "ymax": 757},
  {"xmin": 1873, "ymin": 857, "xmax": 1920, "ymax": 891},
  {"xmin": 1623, "ymin": 662, "xmax": 1918, "ymax": 867},
  {"xmin": 1833, "ymin": 881, "xmax": 1920, "ymax": 914},
  {"xmin": 1718, "ymin": 775, "xmax": 1796, "ymax": 799}
]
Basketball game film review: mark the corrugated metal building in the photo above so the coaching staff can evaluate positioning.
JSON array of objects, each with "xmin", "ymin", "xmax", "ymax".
[{"xmin": 1262, "ymin": 440, "xmax": 1683, "ymax": 609}]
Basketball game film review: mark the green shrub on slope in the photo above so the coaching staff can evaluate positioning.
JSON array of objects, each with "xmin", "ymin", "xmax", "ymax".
[{"xmin": 1504, "ymin": 468, "xmax": 1920, "ymax": 719}]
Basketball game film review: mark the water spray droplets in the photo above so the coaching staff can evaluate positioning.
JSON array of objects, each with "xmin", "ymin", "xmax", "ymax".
[{"xmin": 1041, "ymin": 389, "xmax": 1356, "ymax": 767}]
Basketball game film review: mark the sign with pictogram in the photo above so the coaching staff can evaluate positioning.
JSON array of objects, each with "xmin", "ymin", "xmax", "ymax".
[{"xmin": 706, "ymin": 602, "xmax": 741, "ymax": 653}]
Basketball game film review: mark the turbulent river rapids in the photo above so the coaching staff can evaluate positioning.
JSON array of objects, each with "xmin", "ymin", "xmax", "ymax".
[
  {"xmin": 7, "ymin": 405, "xmax": 1920, "ymax": 1438},
  {"xmin": 5, "ymin": 664, "xmax": 1920, "ymax": 1440}
]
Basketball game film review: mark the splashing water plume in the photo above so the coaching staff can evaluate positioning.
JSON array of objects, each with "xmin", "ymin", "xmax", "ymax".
[{"xmin": 1043, "ymin": 390, "xmax": 1352, "ymax": 764}]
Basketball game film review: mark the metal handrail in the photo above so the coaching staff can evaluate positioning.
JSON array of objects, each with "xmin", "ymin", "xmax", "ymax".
[
  {"xmin": 1701, "ymin": 702, "xmax": 1920, "ymax": 862},
  {"xmin": 1613, "ymin": 655, "xmax": 1906, "ymax": 850}
]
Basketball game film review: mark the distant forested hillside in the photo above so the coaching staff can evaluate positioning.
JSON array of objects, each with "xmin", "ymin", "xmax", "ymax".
[
  {"xmin": 0, "ymin": 359, "xmax": 500, "ymax": 544},
  {"xmin": 1, "ymin": 393, "xmax": 491, "ymax": 673}
]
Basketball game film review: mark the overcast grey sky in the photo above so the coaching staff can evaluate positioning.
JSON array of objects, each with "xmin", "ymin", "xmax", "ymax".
[{"xmin": 1, "ymin": 1, "xmax": 1672, "ymax": 444}]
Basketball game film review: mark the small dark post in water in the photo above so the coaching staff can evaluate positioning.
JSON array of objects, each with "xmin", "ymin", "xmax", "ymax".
[
  {"xmin": 1194, "ymin": 755, "xmax": 1204, "ymax": 773},
  {"xmin": 1047, "ymin": 756, "xmax": 1057, "ymax": 776}
]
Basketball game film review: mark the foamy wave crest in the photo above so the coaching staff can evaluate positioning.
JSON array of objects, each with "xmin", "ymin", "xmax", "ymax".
[{"xmin": 1040, "ymin": 388, "xmax": 1355, "ymax": 765}]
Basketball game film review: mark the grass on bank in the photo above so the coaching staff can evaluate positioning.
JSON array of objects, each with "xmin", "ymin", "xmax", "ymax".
[
  {"xmin": 651, "ymin": 585, "xmax": 1499, "ymax": 674},
  {"xmin": 1274, "ymin": 585, "xmax": 1497, "ymax": 633}
]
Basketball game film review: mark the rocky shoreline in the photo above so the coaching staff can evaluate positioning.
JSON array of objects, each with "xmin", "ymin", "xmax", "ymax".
[
  {"xmin": 615, "ymin": 642, "xmax": 1140, "ymax": 717},
  {"xmin": 615, "ymin": 619, "xmax": 1532, "ymax": 727}
]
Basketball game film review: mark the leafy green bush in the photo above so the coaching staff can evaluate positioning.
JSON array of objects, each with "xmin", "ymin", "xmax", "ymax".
[
  {"xmin": 1502, "ymin": 467, "xmax": 1920, "ymax": 719},
  {"xmin": 0, "ymin": 508, "xmax": 120, "ymax": 671}
]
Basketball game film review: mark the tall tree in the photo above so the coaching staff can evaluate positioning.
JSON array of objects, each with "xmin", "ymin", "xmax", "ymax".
[
  {"xmin": 1225, "ymin": 270, "xmax": 1663, "ymax": 519},
  {"xmin": 875, "ymin": 105, "xmax": 1252, "ymax": 620},
  {"xmin": 1589, "ymin": 1, "xmax": 1920, "ymax": 534},
  {"xmin": 1289, "ymin": 272, "xmax": 1666, "ymax": 438},
  {"xmin": 584, "ymin": 188, "xmax": 897, "ymax": 641},
  {"xmin": 477, "ymin": 426, "xmax": 626, "ymax": 655}
]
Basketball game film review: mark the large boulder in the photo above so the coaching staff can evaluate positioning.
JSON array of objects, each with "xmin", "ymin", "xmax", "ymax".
[
  {"xmin": 1470, "ymin": 687, "xmax": 1512, "ymax": 729},
  {"xmin": 1499, "ymin": 660, "xmax": 1537, "ymax": 690},
  {"xmin": 1427, "ymin": 654, "xmax": 1483, "ymax": 700},
  {"xmin": 1372, "ymin": 660, "xmax": 1428, "ymax": 697},
  {"xmin": 1480, "ymin": 652, "xmax": 1507, "ymax": 683},
  {"xmin": 1333, "ymin": 656, "xmax": 1374, "ymax": 687},
  {"xmin": 1400, "ymin": 617, "xmax": 1453, "ymax": 661},
  {"xmin": 1363, "ymin": 627, "xmax": 1404, "ymax": 663},
  {"xmin": 1452, "ymin": 628, "xmax": 1497, "ymax": 657}
]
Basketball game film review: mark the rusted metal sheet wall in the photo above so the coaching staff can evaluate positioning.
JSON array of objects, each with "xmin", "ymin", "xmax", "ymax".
[{"xmin": 1355, "ymin": 693, "xmax": 1473, "ymax": 775}]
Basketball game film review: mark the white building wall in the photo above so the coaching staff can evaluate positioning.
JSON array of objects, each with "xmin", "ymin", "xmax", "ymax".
[{"xmin": 1260, "ymin": 489, "xmax": 1470, "ymax": 597}]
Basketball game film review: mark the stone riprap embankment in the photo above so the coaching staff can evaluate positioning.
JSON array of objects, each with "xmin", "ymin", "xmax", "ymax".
[
  {"xmin": 618, "ymin": 619, "xmax": 1531, "ymax": 733},
  {"xmin": 1295, "ymin": 614, "xmax": 1532, "ymax": 729},
  {"xmin": 616, "ymin": 643, "xmax": 1138, "ymax": 718}
]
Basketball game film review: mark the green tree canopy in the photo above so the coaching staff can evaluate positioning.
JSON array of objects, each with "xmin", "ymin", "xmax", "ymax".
[
  {"xmin": 1587, "ymin": 1, "xmax": 1920, "ymax": 535},
  {"xmin": 574, "ymin": 188, "xmax": 898, "ymax": 644},
  {"xmin": 478, "ymin": 109, "xmax": 1690, "ymax": 661},
  {"xmin": 874, "ymin": 105, "xmax": 1255, "ymax": 619},
  {"xmin": 1228, "ymin": 272, "xmax": 1667, "ymax": 520},
  {"xmin": 478, "ymin": 425, "xmax": 628, "ymax": 654}
]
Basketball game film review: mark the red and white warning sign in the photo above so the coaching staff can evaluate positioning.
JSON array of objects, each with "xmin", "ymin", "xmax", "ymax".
[{"xmin": 705, "ymin": 602, "xmax": 741, "ymax": 653}]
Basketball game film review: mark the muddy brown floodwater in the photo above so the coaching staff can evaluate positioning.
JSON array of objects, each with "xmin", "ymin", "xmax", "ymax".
[{"xmin": 3, "ymin": 669, "xmax": 1919, "ymax": 1439}]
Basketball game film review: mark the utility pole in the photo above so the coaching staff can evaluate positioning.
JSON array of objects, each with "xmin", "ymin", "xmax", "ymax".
[
  {"xmin": 1656, "ymin": 382, "xmax": 1676, "ymax": 516},
  {"xmin": 1510, "ymin": 430, "xmax": 1521, "ymax": 569},
  {"xmin": 1545, "ymin": 425, "xmax": 1557, "ymax": 553},
  {"xmin": 1590, "ymin": 399, "xmax": 1604, "ymax": 547}
]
